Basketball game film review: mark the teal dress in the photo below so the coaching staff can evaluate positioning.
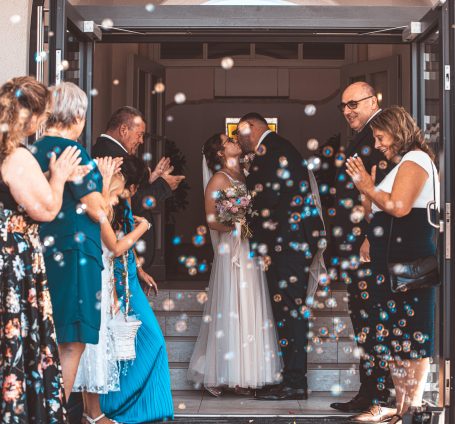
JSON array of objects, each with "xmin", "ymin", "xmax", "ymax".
[
  {"xmin": 100, "ymin": 201, "xmax": 174, "ymax": 423},
  {"xmin": 33, "ymin": 135, "xmax": 103, "ymax": 344}
]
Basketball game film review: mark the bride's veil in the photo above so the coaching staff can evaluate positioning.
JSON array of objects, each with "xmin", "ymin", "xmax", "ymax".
[{"xmin": 202, "ymin": 155, "xmax": 220, "ymax": 250}]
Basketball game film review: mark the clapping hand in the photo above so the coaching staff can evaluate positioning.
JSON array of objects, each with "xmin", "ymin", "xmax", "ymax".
[
  {"xmin": 149, "ymin": 157, "xmax": 171, "ymax": 183},
  {"xmin": 96, "ymin": 156, "xmax": 123, "ymax": 188},
  {"xmin": 49, "ymin": 145, "xmax": 84, "ymax": 182},
  {"xmin": 345, "ymin": 156, "xmax": 377, "ymax": 194}
]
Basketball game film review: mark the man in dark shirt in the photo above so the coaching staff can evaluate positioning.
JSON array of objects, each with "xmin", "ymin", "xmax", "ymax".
[
  {"xmin": 329, "ymin": 82, "xmax": 393, "ymax": 421},
  {"xmin": 92, "ymin": 106, "xmax": 184, "ymax": 276}
]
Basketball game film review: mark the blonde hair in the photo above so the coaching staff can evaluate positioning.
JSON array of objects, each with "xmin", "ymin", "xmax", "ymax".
[
  {"xmin": 107, "ymin": 173, "xmax": 125, "ymax": 222},
  {"xmin": 370, "ymin": 106, "xmax": 435, "ymax": 161},
  {"xmin": 0, "ymin": 76, "xmax": 50, "ymax": 161}
]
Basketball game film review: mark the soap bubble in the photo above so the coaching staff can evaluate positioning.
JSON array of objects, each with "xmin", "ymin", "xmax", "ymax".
[
  {"xmin": 304, "ymin": 104, "xmax": 317, "ymax": 116},
  {"xmin": 10, "ymin": 15, "xmax": 21, "ymax": 24},
  {"xmin": 174, "ymin": 92, "xmax": 186, "ymax": 104},
  {"xmin": 221, "ymin": 57, "xmax": 234, "ymax": 70},
  {"xmin": 142, "ymin": 196, "xmax": 156, "ymax": 210},
  {"xmin": 101, "ymin": 18, "xmax": 114, "ymax": 29},
  {"xmin": 145, "ymin": 3, "xmax": 155, "ymax": 12},
  {"xmin": 307, "ymin": 138, "xmax": 319, "ymax": 151},
  {"xmin": 154, "ymin": 82, "xmax": 165, "ymax": 93}
]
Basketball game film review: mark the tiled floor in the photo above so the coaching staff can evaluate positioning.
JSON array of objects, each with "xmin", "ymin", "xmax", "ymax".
[{"xmin": 173, "ymin": 391, "xmax": 355, "ymax": 417}]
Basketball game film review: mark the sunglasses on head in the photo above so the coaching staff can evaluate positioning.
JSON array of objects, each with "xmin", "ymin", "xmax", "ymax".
[{"xmin": 337, "ymin": 95, "xmax": 375, "ymax": 113}]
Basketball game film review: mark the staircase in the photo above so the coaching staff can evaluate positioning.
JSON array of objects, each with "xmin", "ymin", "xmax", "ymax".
[{"xmin": 150, "ymin": 282, "xmax": 362, "ymax": 393}]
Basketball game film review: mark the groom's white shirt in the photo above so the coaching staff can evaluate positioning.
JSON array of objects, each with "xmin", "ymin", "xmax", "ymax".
[
  {"xmin": 100, "ymin": 133, "xmax": 128, "ymax": 153},
  {"xmin": 256, "ymin": 129, "xmax": 272, "ymax": 150}
]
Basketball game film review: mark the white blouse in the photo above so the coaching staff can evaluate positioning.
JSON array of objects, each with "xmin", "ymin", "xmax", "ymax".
[{"xmin": 372, "ymin": 150, "xmax": 440, "ymax": 214}]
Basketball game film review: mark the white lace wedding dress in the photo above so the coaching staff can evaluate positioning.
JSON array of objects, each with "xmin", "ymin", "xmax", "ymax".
[
  {"xmin": 73, "ymin": 244, "xmax": 120, "ymax": 394},
  {"xmin": 187, "ymin": 168, "xmax": 283, "ymax": 389}
]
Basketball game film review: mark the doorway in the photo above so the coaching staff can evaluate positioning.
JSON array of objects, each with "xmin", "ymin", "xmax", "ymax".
[{"xmin": 34, "ymin": 1, "xmax": 455, "ymax": 421}]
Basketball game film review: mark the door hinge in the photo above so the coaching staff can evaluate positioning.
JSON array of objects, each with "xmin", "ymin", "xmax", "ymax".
[
  {"xmin": 445, "ymin": 359, "xmax": 451, "ymax": 407},
  {"xmin": 445, "ymin": 203, "xmax": 451, "ymax": 259},
  {"xmin": 444, "ymin": 65, "xmax": 451, "ymax": 90}
]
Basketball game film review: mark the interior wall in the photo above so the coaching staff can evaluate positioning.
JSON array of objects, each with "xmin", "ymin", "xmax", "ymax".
[{"xmin": 91, "ymin": 42, "xmax": 411, "ymax": 243}]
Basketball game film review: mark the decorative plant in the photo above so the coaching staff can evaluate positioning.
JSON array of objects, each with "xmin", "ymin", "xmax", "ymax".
[{"xmin": 165, "ymin": 138, "xmax": 190, "ymax": 224}]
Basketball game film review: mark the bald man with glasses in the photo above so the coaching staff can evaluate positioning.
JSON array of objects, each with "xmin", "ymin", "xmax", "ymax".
[{"xmin": 329, "ymin": 82, "xmax": 393, "ymax": 420}]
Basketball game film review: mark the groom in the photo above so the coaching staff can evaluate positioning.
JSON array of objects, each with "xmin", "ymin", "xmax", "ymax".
[{"xmin": 236, "ymin": 113, "xmax": 324, "ymax": 400}]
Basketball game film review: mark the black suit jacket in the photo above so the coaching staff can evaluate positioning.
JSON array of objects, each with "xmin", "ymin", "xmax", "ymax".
[
  {"xmin": 246, "ymin": 132, "xmax": 324, "ymax": 261},
  {"xmin": 332, "ymin": 124, "xmax": 390, "ymax": 257},
  {"xmin": 92, "ymin": 135, "xmax": 173, "ymax": 270}
]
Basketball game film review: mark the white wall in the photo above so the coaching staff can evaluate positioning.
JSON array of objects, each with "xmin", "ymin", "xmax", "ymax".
[{"xmin": 0, "ymin": 0, "xmax": 31, "ymax": 83}]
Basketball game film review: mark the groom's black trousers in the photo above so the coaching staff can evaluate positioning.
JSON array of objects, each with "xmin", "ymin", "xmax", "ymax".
[{"xmin": 266, "ymin": 252, "xmax": 311, "ymax": 389}]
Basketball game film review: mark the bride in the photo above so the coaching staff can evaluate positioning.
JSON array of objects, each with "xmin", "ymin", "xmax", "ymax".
[{"xmin": 187, "ymin": 133, "xmax": 283, "ymax": 396}]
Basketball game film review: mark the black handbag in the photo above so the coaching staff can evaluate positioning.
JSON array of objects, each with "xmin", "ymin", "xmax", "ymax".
[{"xmin": 386, "ymin": 158, "xmax": 441, "ymax": 293}]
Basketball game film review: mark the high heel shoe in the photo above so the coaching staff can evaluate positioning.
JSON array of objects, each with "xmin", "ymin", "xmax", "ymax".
[{"xmin": 82, "ymin": 413, "xmax": 120, "ymax": 424}]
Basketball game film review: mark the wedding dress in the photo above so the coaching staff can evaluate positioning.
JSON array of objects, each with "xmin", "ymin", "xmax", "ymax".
[
  {"xmin": 73, "ymin": 243, "xmax": 120, "ymax": 394},
  {"xmin": 187, "ymin": 161, "xmax": 283, "ymax": 389}
]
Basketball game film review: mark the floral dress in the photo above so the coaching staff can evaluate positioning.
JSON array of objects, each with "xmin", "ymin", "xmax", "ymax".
[{"xmin": 0, "ymin": 188, "xmax": 67, "ymax": 424}]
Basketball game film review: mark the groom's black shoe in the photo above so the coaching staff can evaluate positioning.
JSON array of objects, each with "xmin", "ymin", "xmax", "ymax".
[
  {"xmin": 254, "ymin": 384, "xmax": 308, "ymax": 401},
  {"xmin": 330, "ymin": 393, "xmax": 372, "ymax": 412}
]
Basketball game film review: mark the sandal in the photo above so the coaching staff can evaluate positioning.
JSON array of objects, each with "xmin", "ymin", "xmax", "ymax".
[
  {"xmin": 205, "ymin": 386, "xmax": 223, "ymax": 397},
  {"xmin": 82, "ymin": 413, "xmax": 120, "ymax": 424},
  {"xmin": 388, "ymin": 414, "xmax": 402, "ymax": 424}
]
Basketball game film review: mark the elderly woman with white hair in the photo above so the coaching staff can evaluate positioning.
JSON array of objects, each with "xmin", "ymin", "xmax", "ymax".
[{"xmin": 33, "ymin": 82, "xmax": 107, "ymax": 400}]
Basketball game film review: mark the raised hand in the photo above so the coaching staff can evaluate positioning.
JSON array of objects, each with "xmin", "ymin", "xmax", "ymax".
[
  {"xmin": 163, "ymin": 174, "xmax": 185, "ymax": 191},
  {"xmin": 345, "ymin": 156, "xmax": 375, "ymax": 194},
  {"xmin": 49, "ymin": 145, "xmax": 82, "ymax": 182},
  {"xmin": 150, "ymin": 157, "xmax": 171, "ymax": 183}
]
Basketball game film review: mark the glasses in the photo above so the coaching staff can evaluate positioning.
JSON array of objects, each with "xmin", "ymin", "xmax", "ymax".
[{"xmin": 337, "ymin": 95, "xmax": 375, "ymax": 112}]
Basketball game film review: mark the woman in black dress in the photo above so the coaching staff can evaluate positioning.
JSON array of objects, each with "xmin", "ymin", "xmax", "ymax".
[
  {"xmin": 0, "ymin": 77, "xmax": 83, "ymax": 423},
  {"xmin": 346, "ymin": 106, "xmax": 439, "ymax": 424}
]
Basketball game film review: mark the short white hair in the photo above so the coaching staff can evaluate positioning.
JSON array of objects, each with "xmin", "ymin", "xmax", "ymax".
[{"xmin": 46, "ymin": 82, "xmax": 88, "ymax": 129}]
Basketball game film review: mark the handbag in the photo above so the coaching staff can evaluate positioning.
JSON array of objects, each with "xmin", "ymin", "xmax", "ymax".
[
  {"xmin": 108, "ymin": 252, "xmax": 142, "ymax": 361},
  {"xmin": 386, "ymin": 157, "xmax": 441, "ymax": 293}
]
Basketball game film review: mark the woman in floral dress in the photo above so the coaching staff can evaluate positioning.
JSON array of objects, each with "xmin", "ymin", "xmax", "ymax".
[{"xmin": 0, "ymin": 77, "xmax": 84, "ymax": 423}]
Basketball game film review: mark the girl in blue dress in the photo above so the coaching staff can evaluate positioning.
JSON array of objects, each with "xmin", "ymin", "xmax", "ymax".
[{"xmin": 100, "ymin": 156, "xmax": 174, "ymax": 423}]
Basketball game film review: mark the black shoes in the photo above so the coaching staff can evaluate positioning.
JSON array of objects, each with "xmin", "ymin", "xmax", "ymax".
[
  {"xmin": 330, "ymin": 393, "xmax": 374, "ymax": 413},
  {"xmin": 254, "ymin": 384, "xmax": 308, "ymax": 401}
]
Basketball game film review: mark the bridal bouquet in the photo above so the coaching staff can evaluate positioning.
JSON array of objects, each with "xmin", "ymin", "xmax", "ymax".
[{"xmin": 215, "ymin": 185, "xmax": 256, "ymax": 239}]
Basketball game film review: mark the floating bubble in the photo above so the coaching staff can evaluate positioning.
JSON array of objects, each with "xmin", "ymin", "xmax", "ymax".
[
  {"xmin": 43, "ymin": 236, "xmax": 55, "ymax": 247},
  {"xmin": 379, "ymin": 160, "xmax": 388, "ymax": 170},
  {"xmin": 307, "ymin": 156, "xmax": 321, "ymax": 171},
  {"xmin": 53, "ymin": 251, "xmax": 63, "ymax": 262},
  {"xmin": 142, "ymin": 195, "xmax": 156, "ymax": 210},
  {"xmin": 145, "ymin": 3, "xmax": 155, "ymax": 12},
  {"xmin": 162, "ymin": 299, "xmax": 175, "ymax": 311},
  {"xmin": 185, "ymin": 257, "xmax": 197, "ymax": 268},
  {"xmin": 224, "ymin": 351, "xmax": 235, "ymax": 360},
  {"xmin": 166, "ymin": 115, "xmax": 174, "ymax": 122},
  {"xmin": 192, "ymin": 234, "xmax": 205, "ymax": 247},
  {"xmin": 10, "ymin": 15, "xmax": 21, "ymax": 24},
  {"xmin": 323, "ymin": 146, "xmax": 334, "ymax": 157},
  {"xmin": 307, "ymin": 138, "xmax": 319, "ymax": 151},
  {"xmin": 279, "ymin": 339, "xmax": 289, "ymax": 347},
  {"xmin": 373, "ymin": 226, "xmax": 384, "ymax": 237},
  {"xmin": 175, "ymin": 320, "xmax": 188, "ymax": 333},
  {"xmin": 154, "ymin": 82, "xmax": 165, "ymax": 93},
  {"xmin": 196, "ymin": 292, "xmax": 208, "ymax": 304},
  {"xmin": 376, "ymin": 274, "xmax": 385, "ymax": 285},
  {"xmin": 221, "ymin": 57, "xmax": 234, "ymax": 70},
  {"xmin": 90, "ymin": 88, "xmax": 99, "ymax": 97},
  {"xmin": 198, "ymin": 262, "xmax": 208, "ymax": 273},
  {"xmin": 174, "ymin": 92, "xmax": 186, "ymax": 104},
  {"xmin": 135, "ymin": 240, "xmax": 146, "ymax": 254},
  {"xmin": 178, "ymin": 403, "xmax": 186, "ymax": 410},
  {"xmin": 142, "ymin": 152, "xmax": 152, "ymax": 161},
  {"xmin": 101, "ymin": 18, "xmax": 114, "ymax": 29},
  {"xmin": 304, "ymin": 104, "xmax": 317, "ymax": 116},
  {"xmin": 76, "ymin": 203, "xmax": 87, "ymax": 214},
  {"xmin": 273, "ymin": 294, "xmax": 282, "ymax": 303},
  {"xmin": 74, "ymin": 232, "xmax": 86, "ymax": 243},
  {"xmin": 173, "ymin": 236, "xmax": 182, "ymax": 246},
  {"xmin": 331, "ymin": 384, "xmax": 342, "ymax": 396}
]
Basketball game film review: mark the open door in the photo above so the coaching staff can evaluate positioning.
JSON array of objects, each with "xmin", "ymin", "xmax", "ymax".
[
  {"xmin": 127, "ymin": 54, "xmax": 166, "ymax": 280},
  {"xmin": 409, "ymin": 3, "xmax": 454, "ymax": 422},
  {"xmin": 48, "ymin": 0, "xmax": 101, "ymax": 149}
]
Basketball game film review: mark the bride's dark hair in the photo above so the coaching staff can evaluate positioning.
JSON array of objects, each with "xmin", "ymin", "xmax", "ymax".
[{"xmin": 202, "ymin": 133, "xmax": 224, "ymax": 173}]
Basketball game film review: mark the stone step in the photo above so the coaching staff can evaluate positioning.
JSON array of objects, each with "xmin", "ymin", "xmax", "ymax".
[
  {"xmin": 165, "ymin": 338, "xmax": 361, "ymax": 365},
  {"xmin": 149, "ymin": 289, "xmax": 350, "ymax": 313}
]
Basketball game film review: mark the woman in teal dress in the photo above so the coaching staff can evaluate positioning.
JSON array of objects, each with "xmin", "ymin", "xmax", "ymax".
[
  {"xmin": 33, "ymin": 82, "xmax": 106, "ymax": 400},
  {"xmin": 100, "ymin": 156, "xmax": 174, "ymax": 423}
]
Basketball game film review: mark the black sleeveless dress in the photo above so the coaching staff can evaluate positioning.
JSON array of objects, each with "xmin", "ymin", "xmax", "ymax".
[{"xmin": 0, "ymin": 179, "xmax": 67, "ymax": 423}]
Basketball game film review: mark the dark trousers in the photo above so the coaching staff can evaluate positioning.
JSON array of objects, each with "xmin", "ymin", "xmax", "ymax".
[
  {"xmin": 266, "ymin": 253, "xmax": 310, "ymax": 389},
  {"xmin": 346, "ymin": 266, "xmax": 392, "ymax": 403}
]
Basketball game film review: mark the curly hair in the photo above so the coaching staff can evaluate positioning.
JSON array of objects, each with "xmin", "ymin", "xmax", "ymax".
[
  {"xmin": 202, "ymin": 133, "xmax": 224, "ymax": 173},
  {"xmin": 0, "ymin": 76, "xmax": 50, "ymax": 161},
  {"xmin": 370, "ymin": 106, "xmax": 435, "ymax": 161}
]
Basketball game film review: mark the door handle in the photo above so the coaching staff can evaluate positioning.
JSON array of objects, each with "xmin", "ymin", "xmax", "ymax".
[{"xmin": 427, "ymin": 201, "xmax": 440, "ymax": 229}]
